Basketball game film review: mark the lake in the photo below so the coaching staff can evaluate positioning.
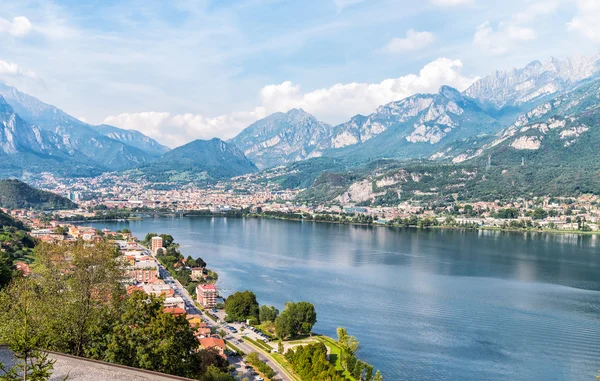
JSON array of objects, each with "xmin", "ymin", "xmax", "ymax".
[{"xmin": 90, "ymin": 217, "xmax": 600, "ymax": 381}]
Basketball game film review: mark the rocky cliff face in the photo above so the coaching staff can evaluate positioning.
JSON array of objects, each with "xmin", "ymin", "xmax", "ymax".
[
  {"xmin": 229, "ymin": 108, "xmax": 333, "ymax": 169},
  {"xmin": 464, "ymin": 55, "xmax": 600, "ymax": 109},
  {"xmin": 0, "ymin": 83, "xmax": 165, "ymax": 170}
]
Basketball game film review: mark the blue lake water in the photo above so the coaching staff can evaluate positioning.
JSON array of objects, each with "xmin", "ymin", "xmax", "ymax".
[{"xmin": 91, "ymin": 217, "xmax": 600, "ymax": 380}]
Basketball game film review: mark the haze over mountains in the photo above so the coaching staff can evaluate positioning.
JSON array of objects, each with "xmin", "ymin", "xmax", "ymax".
[{"xmin": 1, "ymin": 54, "xmax": 600, "ymax": 188}]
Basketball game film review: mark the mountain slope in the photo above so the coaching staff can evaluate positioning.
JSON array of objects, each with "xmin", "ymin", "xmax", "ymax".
[
  {"xmin": 0, "ymin": 179, "xmax": 77, "ymax": 209},
  {"xmin": 0, "ymin": 96, "xmax": 102, "ymax": 178},
  {"xmin": 464, "ymin": 55, "xmax": 600, "ymax": 111},
  {"xmin": 298, "ymin": 79, "xmax": 600, "ymax": 204},
  {"xmin": 0, "ymin": 83, "xmax": 161, "ymax": 170},
  {"xmin": 91, "ymin": 124, "xmax": 170, "ymax": 156},
  {"xmin": 230, "ymin": 108, "xmax": 333, "ymax": 169},
  {"xmin": 325, "ymin": 86, "xmax": 500, "ymax": 162},
  {"xmin": 137, "ymin": 138, "xmax": 257, "ymax": 182}
]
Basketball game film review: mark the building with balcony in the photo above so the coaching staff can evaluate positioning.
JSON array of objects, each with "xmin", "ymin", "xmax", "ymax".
[{"xmin": 196, "ymin": 284, "xmax": 218, "ymax": 308}]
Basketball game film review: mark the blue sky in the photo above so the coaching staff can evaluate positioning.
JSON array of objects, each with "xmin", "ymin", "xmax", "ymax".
[{"xmin": 0, "ymin": 0, "xmax": 598, "ymax": 147}]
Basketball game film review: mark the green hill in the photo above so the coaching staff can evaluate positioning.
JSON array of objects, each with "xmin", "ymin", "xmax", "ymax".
[
  {"xmin": 0, "ymin": 179, "xmax": 77, "ymax": 210},
  {"xmin": 136, "ymin": 138, "xmax": 258, "ymax": 183}
]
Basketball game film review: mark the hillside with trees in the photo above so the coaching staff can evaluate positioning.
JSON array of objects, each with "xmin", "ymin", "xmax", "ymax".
[
  {"xmin": 0, "ymin": 241, "xmax": 234, "ymax": 381},
  {"xmin": 0, "ymin": 179, "xmax": 76, "ymax": 210}
]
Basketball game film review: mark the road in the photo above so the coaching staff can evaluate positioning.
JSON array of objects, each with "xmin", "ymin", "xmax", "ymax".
[{"xmin": 153, "ymin": 256, "xmax": 293, "ymax": 381}]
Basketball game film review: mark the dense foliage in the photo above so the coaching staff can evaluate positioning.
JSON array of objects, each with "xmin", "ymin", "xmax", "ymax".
[
  {"xmin": 224, "ymin": 291, "xmax": 259, "ymax": 323},
  {"xmin": 0, "ymin": 212, "xmax": 35, "ymax": 289},
  {"xmin": 284, "ymin": 343, "xmax": 346, "ymax": 381},
  {"xmin": 245, "ymin": 352, "xmax": 276, "ymax": 379},
  {"xmin": 259, "ymin": 305, "xmax": 279, "ymax": 323},
  {"xmin": 274, "ymin": 301, "xmax": 317, "ymax": 339},
  {"xmin": 0, "ymin": 180, "xmax": 76, "ymax": 210},
  {"xmin": 0, "ymin": 241, "xmax": 233, "ymax": 381}
]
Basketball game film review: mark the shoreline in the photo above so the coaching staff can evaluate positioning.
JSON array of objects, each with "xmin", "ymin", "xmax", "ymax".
[{"xmin": 120, "ymin": 213, "xmax": 600, "ymax": 236}]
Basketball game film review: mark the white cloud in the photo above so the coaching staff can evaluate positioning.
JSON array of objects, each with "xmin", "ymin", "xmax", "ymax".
[
  {"xmin": 384, "ymin": 29, "xmax": 435, "ymax": 53},
  {"xmin": 429, "ymin": 0, "xmax": 473, "ymax": 6},
  {"xmin": 567, "ymin": 0, "xmax": 600, "ymax": 42},
  {"xmin": 475, "ymin": 22, "xmax": 537, "ymax": 55},
  {"xmin": 104, "ymin": 109, "xmax": 267, "ymax": 148},
  {"xmin": 0, "ymin": 16, "xmax": 32, "ymax": 37},
  {"xmin": 0, "ymin": 60, "xmax": 39, "ymax": 81},
  {"xmin": 473, "ymin": 1, "xmax": 559, "ymax": 55},
  {"xmin": 104, "ymin": 58, "xmax": 477, "ymax": 148}
]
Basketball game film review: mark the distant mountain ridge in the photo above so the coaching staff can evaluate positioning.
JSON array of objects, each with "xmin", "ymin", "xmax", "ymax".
[
  {"xmin": 464, "ymin": 55, "xmax": 600, "ymax": 110},
  {"xmin": 0, "ymin": 95, "xmax": 103, "ymax": 177},
  {"xmin": 228, "ymin": 55, "xmax": 600, "ymax": 170},
  {"xmin": 0, "ymin": 83, "xmax": 168, "ymax": 171}
]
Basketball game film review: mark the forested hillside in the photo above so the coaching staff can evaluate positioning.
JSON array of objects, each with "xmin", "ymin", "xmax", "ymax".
[{"xmin": 0, "ymin": 179, "xmax": 76, "ymax": 210}]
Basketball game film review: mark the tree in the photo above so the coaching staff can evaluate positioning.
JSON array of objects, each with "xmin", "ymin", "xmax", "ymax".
[
  {"xmin": 532, "ymin": 208, "xmax": 548, "ymax": 220},
  {"xmin": 218, "ymin": 330, "xmax": 227, "ymax": 339},
  {"xmin": 352, "ymin": 360, "xmax": 364, "ymax": 380},
  {"xmin": 0, "ymin": 252, "xmax": 12, "ymax": 289},
  {"xmin": 224, "ymin": 291, "xmax": 259, "ymax": 322},
  {"xmin": 336, "ymin": 327, "xmax": 359, "ymax": 354},
  {"xmin": 275, "ymin": 302, "xmax": 317, "ymax": 339},
  {"xmin": 365, "ymin": 364, "xmax": 374, "ymax": 381},
  {"xmin": 259, "ymin": 305, "xmax": 279, "ymax": 323},
  {"xmin": 54, "ymin": 226, "xmax": 67, "ymax": 235},
  {"xmin": 374, "ymin": 370, "xmax": 383, "ymax": 381},
  {"xmin": 278, "ymin": 340, "xmax": 284, "ymax": 354},
  {"xmin": 104, "ymin": 290, "xmax": 226, "ymax": 377},
  {"xmin": 33, "ymin": 241, "xmax": 123, "ymax": 357},
  {"xmin": 159, "ymin": 234, "xmax": 175, "ymax": 247},
  {"xmin": 0, "ymin": 278, "xmax": 58, "ymax": 381}
]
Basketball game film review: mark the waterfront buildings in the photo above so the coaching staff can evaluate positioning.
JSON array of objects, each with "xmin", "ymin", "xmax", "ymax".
[
  {"xmin": 190, "ymin": 267, "xmax": 205, "ymax": 281},
  {"xmin": 196, "ymin": 284, "xmax": 218, "ymax": 308},
  {"xmin": 151, "ymin": 236, "xmax": 163, "ymax": 254}
]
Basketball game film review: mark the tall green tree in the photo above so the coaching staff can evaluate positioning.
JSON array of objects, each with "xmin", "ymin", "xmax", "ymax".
[
  {"xmin": 259, "ymin": 305, "xmax": 279, "ymax": 322},
  {"xmin": 224, "ymin": 291, "xmax": 259, "ymax": 322},
  {"xmin": 336, "ymin": 327, "xmax": 359, "ymax": 354},
  {"xmin": 0, "ymin": 278, "xmax": 58, "ymax": 381},
  {"xmin": 275, "ymin": 302, "xmax": 316, "ymax": 339},
  {"xmin": 34, "ymin": 241, "xmax": 123, "ymax": 357}
]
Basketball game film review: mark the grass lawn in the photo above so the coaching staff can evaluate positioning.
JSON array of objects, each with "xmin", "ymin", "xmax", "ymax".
[{"xmin": 316, "ymin": 336, "xmax": 357, "ymax": 381}]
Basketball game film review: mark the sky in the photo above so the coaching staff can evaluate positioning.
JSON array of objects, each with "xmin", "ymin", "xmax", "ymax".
[{"xmin": 0, "ymin": 0, "xmax": 599, "ymax": 148}]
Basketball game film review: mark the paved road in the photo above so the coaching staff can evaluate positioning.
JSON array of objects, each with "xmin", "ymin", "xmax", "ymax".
[{"xmin": 154, "ymin": 258, "xmax": 292, "ymax": 381}]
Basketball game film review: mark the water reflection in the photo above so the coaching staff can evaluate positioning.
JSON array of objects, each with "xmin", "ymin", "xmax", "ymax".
[{"xmin": 90, "ymin": 217, "xmax": 600, "ymax": 381}]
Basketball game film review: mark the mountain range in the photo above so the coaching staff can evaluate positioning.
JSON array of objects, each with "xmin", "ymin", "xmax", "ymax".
[
  {"xmin": 0, "ymin": 83, "xmax": 170, "ymax": 173},
  {"xmin": 2, "ymin": 54, "xmax": 600, "ymax": 197},
  {"xmin": 229, "ymin": 55, "xmax": 600, "ymax": 170}
]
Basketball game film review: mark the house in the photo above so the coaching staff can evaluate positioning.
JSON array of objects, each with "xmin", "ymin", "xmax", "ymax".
[
  {"xmin": 199, "ymin": 337, "xmax": 226, "ymax": 358},
  {"xmin": 164, "ymin": 296, "xmax": 185, "ymax": 310},
  {"xmin": 186, "ymin": 315, "xmax": 204, "ymax": 327},
  {"xmin": 164, "ymin": 307, "xmax": 186, "ymax": 317},
  {"xmin": 195, "ymin": 327, "xmax": 211, "ymax": 338},
  {"xmin": 196, "ymin": 284, "xmax": 218, "ymax": 308},
  {"xmin": 142, "ymin": 283, "xmax": 174, "ymax": 297},
  {"xmin": 190, "ymin": 267, "xmax": 205, "ymax": 281},
  {"xmin": 126, "ymin": 268, "xmax": 158, "ymax": 284}
]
